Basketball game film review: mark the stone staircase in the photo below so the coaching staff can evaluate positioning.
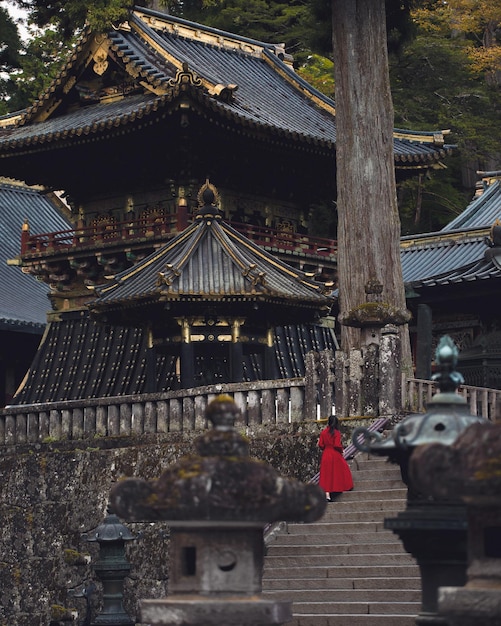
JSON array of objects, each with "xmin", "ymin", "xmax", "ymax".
[{"xmin": 262, "ymin": 454, "xmax": 421, "ymax": 625}]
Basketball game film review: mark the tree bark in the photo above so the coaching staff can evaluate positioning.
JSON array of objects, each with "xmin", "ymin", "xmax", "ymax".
[{"xmin": 331, "ymin": 0, "xmax": 412, "ymax": 372}]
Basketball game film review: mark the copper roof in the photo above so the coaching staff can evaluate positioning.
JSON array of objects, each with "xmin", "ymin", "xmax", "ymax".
[
  {"xmin": 0, "ymin": 7, "xmax": 454, "ymax": 166},
  {"xmin": 11, "ymin": 316, "xmax": 337, "ymax": 403},
  {"xmin": 91, "ymin": 194, "xmax": 333, "ymax": 314},
  {"xmin": 402, "ymin": 180, "xmax": 501, "ymax": 288},
  {"xmin": 0, "ymin": 182, "xmax": 71, "ymax": 331}
]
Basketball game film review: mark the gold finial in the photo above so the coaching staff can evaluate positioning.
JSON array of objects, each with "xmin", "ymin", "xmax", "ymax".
[{"xmin": 197, "ymin": 179, "xmax": 220, "ymax": 208}]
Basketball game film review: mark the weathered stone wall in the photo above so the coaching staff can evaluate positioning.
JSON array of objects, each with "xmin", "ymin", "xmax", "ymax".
[{"xmin": 0, "ymin": 422, "xmax": 327, "ymax": 626}]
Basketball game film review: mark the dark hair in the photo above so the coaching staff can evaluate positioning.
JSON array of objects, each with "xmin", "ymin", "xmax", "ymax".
[{"xmin": 328, "ymin": 415, "xmax": 338, "ymax": 435}]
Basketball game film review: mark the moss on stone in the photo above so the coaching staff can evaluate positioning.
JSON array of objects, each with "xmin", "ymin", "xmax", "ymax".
[{"xmin": 340, "ymin": 301, "xmax": 411, "ymax": 328}]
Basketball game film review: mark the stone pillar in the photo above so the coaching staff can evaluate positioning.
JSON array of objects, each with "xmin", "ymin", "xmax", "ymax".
[
  {"xmin": 337, "ymin": 279, "xmax": 410, "ymax": 418},
  {"xmin": 110, "ymin": 395, "xmax": 326, "ymax": 626},
  {"xmin": 379, "ymin": 324, "xmax": 401, "ymax": 416}
]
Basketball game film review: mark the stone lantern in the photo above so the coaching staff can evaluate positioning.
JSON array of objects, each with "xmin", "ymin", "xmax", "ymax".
[
  {"xmin": 352, "ymin": 336, "xmax": 487, "ymax": 625},
  {"xmin": 410, "ymin": 418, "xmax": 501, "ymax": 625},
  {"xmin": 83, "ymin": 508, "xmax": 136, "ymax": 626},
  {"xmin": 110, "ymin": 395, "xmax": 326, "ymax": 626}
]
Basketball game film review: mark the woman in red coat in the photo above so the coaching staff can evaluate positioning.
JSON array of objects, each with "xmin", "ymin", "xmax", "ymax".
[{"xmin": 318, "ymin": 415, "xmax": 354, "ymax": 501}]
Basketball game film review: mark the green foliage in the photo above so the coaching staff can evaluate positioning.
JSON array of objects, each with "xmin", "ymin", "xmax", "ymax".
[
  {"xmin": 296, "ymin": 53, "xmax": 334, "ymax": 98},
  {"xmin": 9, "ymin": 0, "xmax": 133, "ymax": 39},
  {"xmin": 398, "ymin": 163, "xmax": 471, "ymax": 235},
  {"xmin": 0, "ymin": 6, "xmax": 22, "ymax": 114},
  {"xmin": 4, "ymin": 27, "xmax": 69, "ymax": 111},
  {"xmin": 390, "ymin": 25, "xmax": 501, "ymax": 221}
]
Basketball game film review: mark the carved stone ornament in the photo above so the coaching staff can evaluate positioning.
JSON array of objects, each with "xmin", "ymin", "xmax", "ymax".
[{"xmin": 339, "ymin": 301, "xmax": 411, "ymax": 328}]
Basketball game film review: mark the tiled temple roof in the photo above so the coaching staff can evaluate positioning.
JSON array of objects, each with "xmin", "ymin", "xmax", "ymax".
[
  {"xmin": 402, "ymin": 180, "xmax": 501, "ymax": 288},
  {"xmin": 442, "ymin": 179, "xmax": 501, "ymax": 231},
  {"xmin": 91, "ymin": 196, "xmax": 333, "ymax": 314},
  {"xmin": 0, "ymin": 182, "xmax": 71, "ymax": 332},
  {"xmin": 0, "ymin": 7, "xmax": 454, "ymax": 166}
]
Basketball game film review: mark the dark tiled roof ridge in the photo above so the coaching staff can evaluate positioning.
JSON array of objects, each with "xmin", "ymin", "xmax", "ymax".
[
  {"xmin": 93, "ymin": 213, "xmax": 332, "ymax": 307},
  {"xmin": 133, "ymin": 5, "xmax": 285, "ymax": 54},
  {"xmin": 412, "ymin": 256, "xmax": 501, "ymax": 288},
  {"xmin": 401, "ymin": 226, "xmax": 490, "ymax": 248},
  {"xmin": 0, "ymin": 8, "xmax": 456, "ymax": 166},
  {"xmin": 441, "ymin": 180, "xmax": 501, "ymax": 232},
  {"xmin": 193, "ymin": 88, "xmax": 333, "ymax": 148},
  {"xmin": 220, "ymin": 219, "xmax": 330, "ymax": 293},
  {"xmin": 0, "ymin": 92, "xmax": 170, "ymax": 151},
  {"xmin": 132, "ymin": 10, "xmax": 336, "ymax": 114}
]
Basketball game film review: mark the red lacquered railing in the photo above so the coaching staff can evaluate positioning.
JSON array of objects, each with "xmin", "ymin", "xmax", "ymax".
[{"xmin": 21, "ymin": 216, "xmax": 337, "ymax": 259}]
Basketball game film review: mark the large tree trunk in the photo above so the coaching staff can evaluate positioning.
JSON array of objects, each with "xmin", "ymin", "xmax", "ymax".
[{"xmin": 332, "ymin": 0, "xmax": 412, "ymax": 372}]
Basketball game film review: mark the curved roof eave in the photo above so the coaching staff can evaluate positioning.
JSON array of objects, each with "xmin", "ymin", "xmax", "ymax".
[{"xmin": 0, "ymin": 7, "xmax": 456, "ymax": 166}]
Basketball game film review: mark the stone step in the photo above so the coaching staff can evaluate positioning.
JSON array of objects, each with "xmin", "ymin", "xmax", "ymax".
[
  {"xmin": 264, "ymin": 552, "xmax": 416, "ymax": 568},
  {"xmin": 291, "ymin": 601, "xmax": 420, "ymax": 615},
  {"xmin": 353, "ymin": 474, "xmax": 402, "ymax": 493},
  {"xmin": 316, "ymin": 508, "xmax": 403, "ymax": 522},
  {"xmin": 351, "ymin": 458, "xmax": 398, "ymax": 470},
  {"xmin": 318, "ymin": 498, "xmax": 405, "ymax": 512},
  {"xmin": 263, "ymin": 588, "xmax": 421, "ymax": 603},
  {"xmin": 272, "ymin": 531, "xmax": 399, "ymax": 545},
  {"xmin": 332, "ymin": 488, "xmax": 407, "ymax": 501},
  {"xmin": 286, "ymin": 521, "xmax": 387, "ymax": 534},
  {"xmin": 263, "ymin": 564, "xmax": 419, "ymax": 580},
  {"xmin": 263, "ymin": 452, "xmax": 420, "ymax": 626},
  {"xmin": 287, "ymin": 613, "xmax": 417, "ymax": 625},
  {"xmin": 263, "ymin": 577, "xmax": 421, "ymax": 591},
  {"xmin": 348, "ymin": 468, "xmax": 403, "ymax": 480},
  {"xmin": 266, "ymin": 541, "xmax": 407, "ymax": 556}
]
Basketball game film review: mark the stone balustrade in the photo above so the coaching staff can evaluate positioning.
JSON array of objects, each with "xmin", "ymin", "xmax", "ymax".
[
  {"xmin": 403, "ymin": 376, "xmax": 501, "ymax": 420},
  {"xmin": 2, "ymin": 371, "xmax": 498, "ymax": 446},
  {"xmin": 0, "ymin": 377, "xmax": 328, "ymax": 446}
]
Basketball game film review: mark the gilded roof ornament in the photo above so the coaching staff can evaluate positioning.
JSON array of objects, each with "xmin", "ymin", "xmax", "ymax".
[
  {"xmin": 167, "ymin": 62, "xmax": 202, "ymax": 87},
  {"xmin": 196, "ymin": 180, "xmax": 222, "ymax": 219}
]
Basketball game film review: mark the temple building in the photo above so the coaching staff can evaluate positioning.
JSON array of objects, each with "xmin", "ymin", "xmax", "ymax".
[
  {"xmin": 0, "ymin": 7, "xmax": 455, "ymax": 403},
  {"xmin": 403, "ymin": 172, "xmax": 501, "ymax": 387}
]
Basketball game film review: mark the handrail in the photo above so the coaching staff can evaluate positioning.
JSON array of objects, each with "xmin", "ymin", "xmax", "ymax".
[
  {"xmin": 402, "ymin": 376, "xmax": 500, "ymax": 421},
  {"xmin": 21, "ymin": 217, "xmax": 336, "ymax": 259},
  {"xmin": 0, "ymin": 376, "xmax": 332, "ymax": 446}
]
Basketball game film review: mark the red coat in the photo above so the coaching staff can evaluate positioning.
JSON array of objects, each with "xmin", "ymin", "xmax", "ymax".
[{"xmin": 318, "ymin": 427, "xmax": 354, "ymax": 493}]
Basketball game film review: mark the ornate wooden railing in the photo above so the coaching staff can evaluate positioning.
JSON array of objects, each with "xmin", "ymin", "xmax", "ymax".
[
  {"xmin": 20, "ymin": 217, "xmax": 337, "ymax": 260},
  {"xmin": 402, "ymin": 376, "xmax": 500, "ymax": 421}
]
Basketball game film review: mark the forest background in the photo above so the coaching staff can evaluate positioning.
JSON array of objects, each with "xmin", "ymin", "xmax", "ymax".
[{"xmin": 1, "ymin": 0, "xmax": 500, "ymax": 235}]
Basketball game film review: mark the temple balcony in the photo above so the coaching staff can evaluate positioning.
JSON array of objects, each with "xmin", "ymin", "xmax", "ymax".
[{"xmin": 18, "ymin": 214, "xmax": 337, "ymax": 287}]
